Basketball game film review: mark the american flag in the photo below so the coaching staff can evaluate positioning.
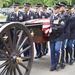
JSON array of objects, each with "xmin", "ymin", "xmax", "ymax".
[{"xmin": 25, "ymin": 19, "xmax": 50, "ymax": 37}]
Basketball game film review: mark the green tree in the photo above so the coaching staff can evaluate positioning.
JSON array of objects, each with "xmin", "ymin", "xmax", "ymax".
[
  {"xmin": 0, "ymin": 0, "xmax": 74, "ymax": 8},
  {"xmin": 72, "ymin": 0, "xmax": 75, "ymax": 5}
]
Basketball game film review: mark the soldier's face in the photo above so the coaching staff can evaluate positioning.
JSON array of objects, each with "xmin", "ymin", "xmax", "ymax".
[
  {"xmin": 60, "ymin": 6, "xmax": 65, "ymax": 12},
  {"xmin": 42, "ymin": 9, "xmax": 47, "ymax": 12},
  {"xmin": 66, "ymin": 9, "xmax": 71, "ymax": 14},
  {"xmin": 36, "ymin": 8, "xmax": 40, "ymax": 12},
  {"xmin": 54, "ymin": 8, "xmax": 60, "ymax": 14},
  {"xmin": 24, "ymin": 7, "xmax": 30, "ymax": 12},
  {"xmin": 13, "ymin": 6, "xmax": 19, "ymax": 12}
]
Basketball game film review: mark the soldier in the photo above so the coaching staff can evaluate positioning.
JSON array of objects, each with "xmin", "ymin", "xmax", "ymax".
[
  {"xmin": 65, "ymin": 5, "xmax": 74, "ymax": 65},
  {"xmin": 35, "ymin": 4, "xmax": 45, "ymax": 19},
  {"xmin": 6, "ymin": 2, "xmax": 25, "ymax": 22},
  {"xmin": 42, "ymin": 5, "xmax": 51, "ymax": 18},
  {"xmin": 23, "ymin": 2, "xmax": 36, "ymax": 21},
  {"xmin": 34, "ymin": 4, "xmax": 45, "ymax": 59},
  {"xmin": 23, "ymin": 3, "xmax": 36, "ymax": 57},
  {"xmin": 57, "ymin": 2, "xmax": 70, "ymax": 68},
  {"xmin": 41, "ymin": 5, "xmax": 50, "ymax": 55},
  {"xmin": 49, "ymin": 4, "xmax": 66, "ymax": 71},
  {"xmin": 72, "ymin": 7, "xmax": 75, "ymax": 61}
]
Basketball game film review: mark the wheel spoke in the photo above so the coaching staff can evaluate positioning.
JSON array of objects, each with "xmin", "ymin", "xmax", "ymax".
[
  {"xmin": 0, "ymin": 49, "xmax": 9, "ymax": 57},
  {"xmin": 19, "ymin": 62, "xmax": 29, "ymax": 70},
  {"xmin": 16, "ymin": 64, "xmax": 22, "ymax": 75},
  {"xmin": 18, "ymin": 36, "xmax": 28, "ymax": 50},
  {"xmin": 6, "ymin": 66, "xmax": 11, "ymax": 75},
  {"xmin": 0, "ymin": 64, "xmax": 10, "ymax": 75},
  {"xmin": 0, "ymin": 58, "xmax": 8, "ymax": 61},
  {"xmin": 16, "ymin": 30, "xmax": 23, "ymax": 49},
  {"xmin": 21, "ymin": 56, "xmax": 31, "ymax": 60},
  {"xmin": 0, "ymin": 37, "xmax": 11, "ymax": 54},
  {"xmin": 13, "ymin": 28, "xmax": 17, "ymax": 49},
  {"xmin": 7, "ymin": 29, "xmax": 13, "ymax": 52},
  {"xmin": 10, "ymin": 67, "xmax": 13, "ymax": 75},
  {"xmin": 13, "ymin": 66, "xmax": 16, "ymax": 75},
  {"xmin": 19, "ymin": 45, "xmax": 31, "ymax": 55},
  {"xmin": 0, "ymin": 60, "xmax": 9, "ymax": 68}
]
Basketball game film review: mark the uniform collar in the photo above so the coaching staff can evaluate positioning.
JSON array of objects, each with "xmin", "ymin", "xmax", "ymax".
[
  {"xmin": 25, "ymin": 11, "xmax": 30, "ymax": 15},
  {"xmin": 54, "ymin": 13, "xmax": 59, "ymax": 16},
  {"xmin": 14, "ymin": 11, "xmax": 19, "ymax": 16}
]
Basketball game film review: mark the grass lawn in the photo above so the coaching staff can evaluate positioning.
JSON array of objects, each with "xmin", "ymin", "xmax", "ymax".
[{"xmin": 0, "ymin": 15, "xmax": 7, "ymax": 19}]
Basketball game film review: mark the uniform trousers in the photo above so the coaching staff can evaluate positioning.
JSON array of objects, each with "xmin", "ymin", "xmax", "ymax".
[
  {"xmin": 42, "ymin": 42, "xmax": 48, "ymax": 54},
  {"xmin": 61, "ymin": 40, "xmax": 67, "ymax": 63},
  {"xmin": 66, "ymin": 40, "xmax": 73, "ymax": 63},
  {"xmin": 50, "ymin": 41, "xmax": 62, "ymax": 68},
  {"xmin": 35, "ymin": 43, "xmax": 41, "ymax": 56},
  {"xmin": 73, "ymin": 40, "xmax": 75, "ymax": 59}
]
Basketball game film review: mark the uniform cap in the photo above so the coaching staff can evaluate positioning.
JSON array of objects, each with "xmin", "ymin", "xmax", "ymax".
[
  {"xmin": 24, "ymin": 2, "xmax": 31, "ymax": 8},
  {"xmin": 65, "ymin": 5, "xmax": 73, "ymax": 10},
  {"xmin": 53, "ymin": 5, "xmax": 60, "ymax": 9},
  {"xmin": 42, "ymin": 5, "xmax": 48, "ymax": 9},
  {"xmin": 57, "ymin": 2, "xmax": 67, "ymax": 6},
  {"xmin": 35, "ymin": 4, "xmax": 42, "ymax": 8},
  {"xmin": 12, "ymin": 2, "xmax": 20, "ymax": 6}
]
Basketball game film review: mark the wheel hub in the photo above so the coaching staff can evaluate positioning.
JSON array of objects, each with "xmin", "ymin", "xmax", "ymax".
[{"xmin": 11, "ymin": 55, "xmax": 23, "ymax": 63}]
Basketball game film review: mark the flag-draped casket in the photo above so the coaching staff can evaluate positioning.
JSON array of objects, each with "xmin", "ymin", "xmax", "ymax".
[{"xmin": 25, "ymin": 19, "xmax": 50, "ymax": 43}]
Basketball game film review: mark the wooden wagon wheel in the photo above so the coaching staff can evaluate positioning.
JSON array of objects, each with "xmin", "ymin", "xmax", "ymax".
[{"xmin": 0, "ymin": 22, "xmax": 34, "ymax": 75}]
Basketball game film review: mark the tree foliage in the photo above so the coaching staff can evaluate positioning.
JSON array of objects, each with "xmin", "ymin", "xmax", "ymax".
[{"xmin": 0, "ymin": 0, "xmax": 75, "ymax": 8}]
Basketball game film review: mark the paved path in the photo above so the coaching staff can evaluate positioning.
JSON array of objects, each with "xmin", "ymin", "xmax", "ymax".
[
  {"xmin": 30, "ymin": 43, "xmax": 75, "ymax": 75},
  {"xmin": 30, "ymin": 53, "xmax": 75, "ymax": 75}
]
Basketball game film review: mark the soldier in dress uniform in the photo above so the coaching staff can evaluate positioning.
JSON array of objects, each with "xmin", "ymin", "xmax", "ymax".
[
  {"xmin": 23, "ymin": 3, "xmax": 36, "ymax": 57},
  {"xmin": 49, "ymin": 4, "xmax": 66, "ymax": 71},
  {"xmin": 6, "ymin": 2, "xmax": 25, "ymax": 22},
  {"xmin": 72, "ymin": 7, "xmax": 75, "ymax": 61},
  {"xmin": 57, "ymin": 2, "xmax": 70, "ymax": 68},
  {"xmin": 72, "ymin": 7, "xmax": 75, "ymax": 62},
  {"xmin": 65, "ymin": 5, "xmax": 74, "ymax": 65},
  {"xmin": 41, "ymin": 5, "xmax": 50, "ymax": 55},
  {"xmin": 42, "ymin": 5, "xmax": 51, "ymax": 18},
  {"xmin": 34, "ymin": 4, "xmax": 45, "ymax": 59},
  {"xmin": 35, "ymin": 4, "xmax": 47, "ymax": 19},
  {"xmin": 23, "ymin": 2, "xmax": 36, "ymax": 21}
]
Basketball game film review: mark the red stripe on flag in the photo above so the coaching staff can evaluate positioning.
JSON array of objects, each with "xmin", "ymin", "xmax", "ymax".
[{"xmin": 42, "ymin": 22, "xmax": 50, "ymax": 25}]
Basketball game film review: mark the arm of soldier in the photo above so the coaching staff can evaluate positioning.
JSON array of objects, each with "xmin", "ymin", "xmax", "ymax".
[
  {"xmin": 55, "ymin": 17, "xmax": 66, "ymax": 30},
  {"xmin": 6, "ymin": 14, "xmax": 11, "ymax": 22},
  {"xmin": 49, "ymin": 17, "xmax": 53, "ymax": 33},
  {"xmin": 50, "ymin": 23, "xmax": 57, "ymax": 32},
  {"xmin": 23, "ymin": 13, "xmax": 27, "ymax": 21},
  {"xmin": 69, "ymin": 16, "xmax": 75, "ymax": 28},
  {"xmin": 49, "ymin": 14, "xmax": 57, "ymax": 32},
  {"xmin": 49, "ymin": 14, "xmax": 57, "ymax": 33},
  {"xmin": 56, "ymin": 14, "xmax": 70, "ymax": 30},
  {"xmin": 21, "ymin": 12, "xmax": 26, "ymax": 22},
  {"xmin": 33, "ymin": 12, "xmax": 36, "ymax": 19},
  {"xmin": 64, "ymin": 13, "xmax": 70, "ymax": 22}
]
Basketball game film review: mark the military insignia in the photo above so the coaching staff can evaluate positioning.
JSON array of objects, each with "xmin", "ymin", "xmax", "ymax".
[
  {"xmin": 31, "ymin": 16, "xmax": 33, "ymax": 19},
  {"xmin": 53, "ymin": 20, "xmax": 59, "ymax": 24},
  {"xmin": 11, "ymin": 16, "xmax": 14, "ymax": 18},
  {"xmin": 19, "ymin": 16, "xmax": 23, "ymax": 20},
  {"xmin": 42, "ymin": 16, "xmax": 45, "ymax": 19},
  {"xmin": 60, "ymin": 21, "xmax": 64, "ymax": 25}
]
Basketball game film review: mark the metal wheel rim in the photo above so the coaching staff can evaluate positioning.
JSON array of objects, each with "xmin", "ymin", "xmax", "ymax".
[{"xmin": 0, "ymin": 22, "xmax": 34, "ymax": 75}]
